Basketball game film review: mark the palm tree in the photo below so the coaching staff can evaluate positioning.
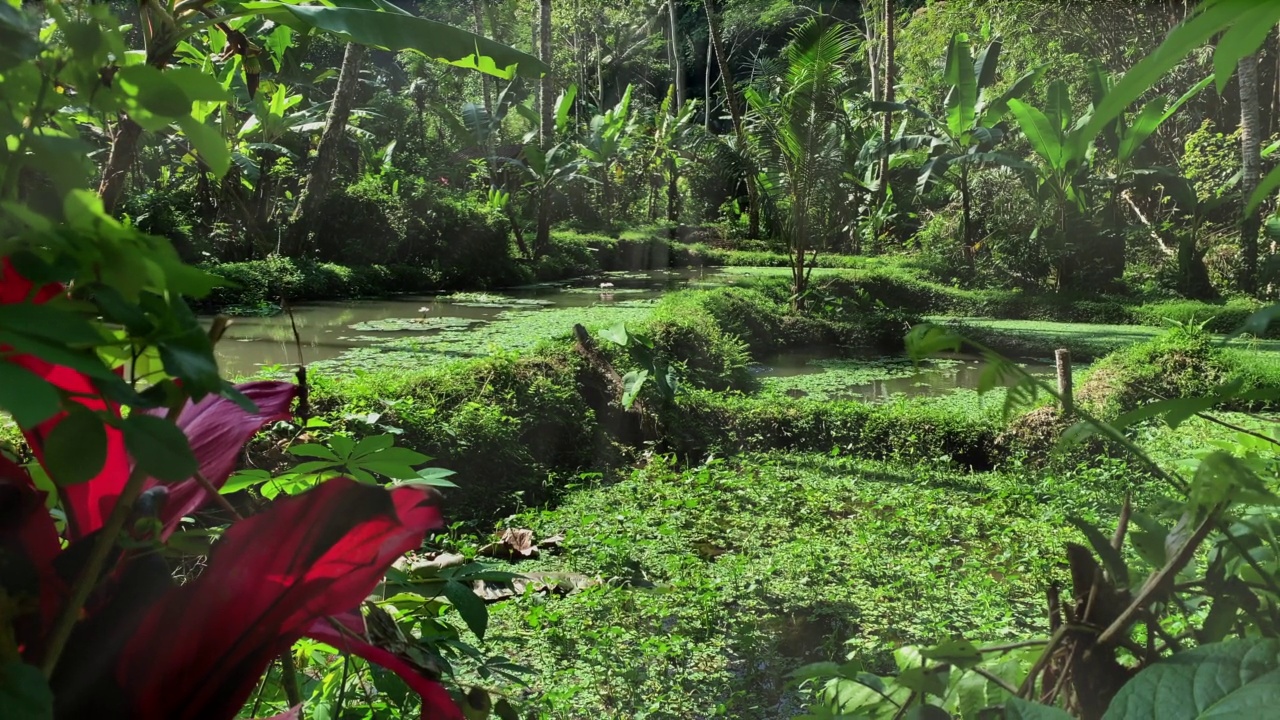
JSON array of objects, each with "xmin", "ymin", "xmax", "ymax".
[
  {"xmin": 744, "ymin": 20, "xmax": 856, "ymax": 311},
  {"xmin": 287, "ymin": 42, "xmax": 366, "ymax": 256},
  {"xmin": 1239, "ymin": 50, "xmax": 1262, "ymax": 294}
]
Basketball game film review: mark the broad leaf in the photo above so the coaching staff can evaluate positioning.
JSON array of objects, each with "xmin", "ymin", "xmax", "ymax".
[
  {"xmin": 443, "ymin": 578, "xmax": 488, "ymax": 640},
  {"xmin": 0, "ymin": 4, "xmax": 38, "ymax": 72},
  {"xmin": 1082, "ymin": 0, "xmax": 1271, "ymax": 150},
  {"xmin": 43, "ymin": 407, "xmax": 108, "ymax": 486},
  {"xmin": 555, "ymin": 83, "xmax": 578, "ymax": 135},
  {"xmin": 598, "ymin": 324, "xmax": 629, "ymax": 346},
  {"xmin": 921, "ymin": 638, "xmax": 982, "ymax": 670},
  {"xmin": 0, "ymin": 661, "xmax": 53, "ymax": 720},
  {"xmin": 1212, "ymin": 3, "xmax": 1280, "ymax": 93},
  {"xmin": 123, "ymin": 413, "xmax": 198, "ymax": 482},
  {"xmin": 944, "ymin": 33, "xmax": 977, "ymax": 138},
  {"xmin": 896, "ymin": 665, "xmax": 949, "ymax": 698},
  {"xmin": 1006, "ymin": 698, "xmax": 1073, "ymax": 719},
  {"xmin": 621, "ymin": 369, "xmax": 649, "ymax": 409},
  {"xmin": 1007, "ymin": 99, "xmax": 1063, "ymax": 168},
  {"xmin": 1191, "ymin": 451, "xmax": 1279, "ymax": 509},
  {"xmin": 0, "ymin": 364, "xmax": 59, "ymax": 427},
  {"xmin": 259, "ymin": 4, "xmax": 548, "ymax": 80},
  {"xmin": 1103, "ymin": 638, "xmax": 1280, "ymax": 719},
  {"xmin": 177, "ymin": 116, "xmax": 231, "ymax": 178},
  {"xmin": 979, "ymin": 65, "xmax": 1046, "ymax": 126},
  {"xmin": 973, "ymin": 37, "xmax": 1002, "ymax": 93}
]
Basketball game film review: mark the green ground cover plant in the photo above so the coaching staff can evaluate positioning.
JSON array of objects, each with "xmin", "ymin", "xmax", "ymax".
[{"xmin": 472, "ymin": 451, "xmax": 1146, "ymax": 719}]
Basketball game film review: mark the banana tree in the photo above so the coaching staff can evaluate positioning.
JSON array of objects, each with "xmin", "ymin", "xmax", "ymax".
[
  {"xmin": 744, "ymin": 20, "xmax": 856, "ymax": 311},
  {"xmin": 649, "ymin": 85, "xmax": 700, "ymax": 228},
  {"xmin": 1089, "ymin": 61, "xmax": 1212, "ymax": 224},
  {"xmin": 1007, "ymin": 81, "xmax": 1098, "ymax": 289},
  {"xmin": 579, "ymin": 84, "xmax": 637, "ymax": 227},
  {"xmin": 869, "ymin": 32, "xmax": 1041, "ymax": 251},
  {"xmin": 501, "ymin": 142, "xmax": 597, "ymax": 256}
]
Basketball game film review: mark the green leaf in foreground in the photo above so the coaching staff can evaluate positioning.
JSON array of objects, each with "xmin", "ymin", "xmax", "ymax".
[
  {"xmin": 264, "ymin": 4, "xmax": 548, "ymax": 79},
  {"xmin": 1103, "ymin": 638, "xmax": 1280, "ymax": 719},
  {"xmin": 442, "ymin": 578, "xmax": 488, "ymax": 641},
  {"xmin": 0, "ymin": 661, "xmax": 53, "ymax": 720},
  {"xmin": 0, "ymin": 364, "xmax": 60, "ymax": 427},
  {"xmin": 43, "ymin": 407, "xmax": 107, "ymax": 486},
  {"xmin": 123, "ymin": 413, "xmax": 197, "ymax": 482},
  {"xmin": 1005, "ymin": 697, "xmax": 1073, "ymax": 719}
]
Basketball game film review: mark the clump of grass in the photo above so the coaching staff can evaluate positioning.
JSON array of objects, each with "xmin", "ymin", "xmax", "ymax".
[{"xmin": 1078, "ymin": 327, "xmax": 1280, "ymax": 418}]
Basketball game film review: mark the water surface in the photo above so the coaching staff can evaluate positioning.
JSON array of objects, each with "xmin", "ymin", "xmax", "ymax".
[{"xmin": 213, "ymin": 269, "xmax": 722, "ymax": 377}]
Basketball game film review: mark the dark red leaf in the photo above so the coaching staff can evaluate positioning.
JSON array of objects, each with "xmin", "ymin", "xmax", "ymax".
[
  {"xmin": 2, "ymin": 259, "xmax": 129, "ymax": 540},
  {"xmin": 116, "ymin": 479, "xmax": 443, "ymax": 720},
  {"xmin": 141, "ymin": 381, "xmax": 297, "ymax": 535},
  {"xmin": 307, "ymin": 612, "xmax": 464, "ymax": 720},
  {"xmin": 0, "ymin": 257, "xmax": 61, "ymax": 305},
  {"xmin": 0, "ymin": 458, "xmax": 63, "ymax": 641},
  {"xmin": 19, "ymin": 361, "xmax": 129, "ymax": 541}
]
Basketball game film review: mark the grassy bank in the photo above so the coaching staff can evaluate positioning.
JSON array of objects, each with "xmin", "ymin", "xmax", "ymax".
[{"xmin": 306, "ymin": 286, "xmax": 967, "ymax": 521}]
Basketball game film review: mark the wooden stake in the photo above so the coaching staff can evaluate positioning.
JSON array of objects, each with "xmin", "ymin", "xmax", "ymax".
[{"xmin": 1056, "ymin": 348, "xmax": 1073, "ymax": 416}]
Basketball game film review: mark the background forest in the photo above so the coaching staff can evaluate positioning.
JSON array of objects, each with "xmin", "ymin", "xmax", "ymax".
[{"xmin": 115, "ymin": 0, "xmax": 1279, "ymax": 307}]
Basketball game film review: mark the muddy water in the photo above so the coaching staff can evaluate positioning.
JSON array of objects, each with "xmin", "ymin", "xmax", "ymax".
[
  {"xmin": 211, "ymin": 268, "xmax": 722, "ymax": 378},
  {"xmin": 752, "ymin": 348, "xmax": 1059, "ymax": 401}
]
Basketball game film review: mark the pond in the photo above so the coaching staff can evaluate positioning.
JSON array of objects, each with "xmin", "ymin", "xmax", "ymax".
[
  {"xmin": 211, "ymin": 268, "xmax": 1062, "ymax": 401},
  {"xmin": 753, "ymin": 349, "xmax": 1060, "ymax": 401},
  {"xmin": 212, "ymin": 268, "xmax": 725, "ymax": 378}
]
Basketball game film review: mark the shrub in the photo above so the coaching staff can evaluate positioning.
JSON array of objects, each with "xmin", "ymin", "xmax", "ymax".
[
  {"xmin": 399, "ymin": 182, "xmax": 520, "ymax": 287},
  {"xmin": 308, "ymin": 179, "xmax": 407, "ymax": 265},
  {"xmin": 200, "ymin": 257, "xmax": 442, "ymax": 310},
  {"xmin": 1077, "ymin": 328, "xmax": 1280, "ymax": 418},
  {"xmin": 1130, "ymin": 297, "xmax": 1267, "ymax": 335},
  {"xmin": 312, "ymin": 349, "xmax": 598, "ymax": 523}
]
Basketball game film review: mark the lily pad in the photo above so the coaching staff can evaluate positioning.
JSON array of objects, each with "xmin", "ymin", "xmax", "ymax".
[
  {"xmin": 564, "ymin": 287, "xmax": 649, "ymax": 295},
  {"xmin": 437, "ymin": 292, "xmax": 554, "ymax": 309},
  {"xmin": 349, "ymin": 316, "xmax": 482, "ymax": 332}
]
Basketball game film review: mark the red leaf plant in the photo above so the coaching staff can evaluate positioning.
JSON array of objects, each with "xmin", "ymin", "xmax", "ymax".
[{"xmin": 0, "ymin": 261, "xmax": 463, "ymax": 720}]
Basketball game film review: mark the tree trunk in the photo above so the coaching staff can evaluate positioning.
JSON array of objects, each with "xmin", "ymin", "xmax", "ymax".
[
  {"xmin": 287, "ymin": 42, "xmax": 366, "ymax": 256},
  {"xmin": 875, "ymin": 0, "xmax": 895, "ymax": 210},
  {"xmin": 668, "ymin": 0, "xmax": 687, "ymax": 108},
  {"xmin": 1240, "ymin": 51, "xmax": 1262, "ymax": 294},
  {"xmin": 704, "ymin": 0, "xmax": 759, "ymax": 238},
  {"xmin": 535, "ymin": 0, "xmax": 553, "ymax": 257},
  {"xmin": 98, "ymin": 118, "xmax": 143, "ymax": 215},
  {"xmin": 704, "ymin": 38, "xmax": 713, "ymax": 131},
  {"xmin": 1178, "ymin": 227, "xmax": 1216, "ymax": 299}
]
